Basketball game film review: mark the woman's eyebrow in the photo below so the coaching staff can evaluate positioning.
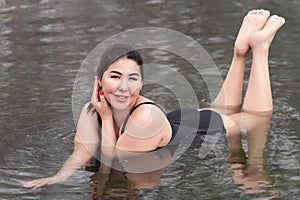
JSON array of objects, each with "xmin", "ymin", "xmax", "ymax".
[
  {"xmin": 109, "ymin": 70, "xmax": 122, "ymax": 75},
  {"xmin": 109, "ymin": 70, "xmax": 140, "ymax": 77},
  {"xmin": 129, "ymin": 73, "xmax": 140, "ymax": 77}
]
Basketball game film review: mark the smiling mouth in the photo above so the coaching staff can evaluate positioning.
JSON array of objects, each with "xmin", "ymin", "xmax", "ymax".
[{"xmin": 113, "ymin": 94, "xmax": 129, "ymax": 102}]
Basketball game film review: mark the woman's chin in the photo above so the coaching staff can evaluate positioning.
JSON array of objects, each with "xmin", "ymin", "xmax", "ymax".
[{"xmin": 111, "ymin": 100, "xmax": 130, "ymax": 111}]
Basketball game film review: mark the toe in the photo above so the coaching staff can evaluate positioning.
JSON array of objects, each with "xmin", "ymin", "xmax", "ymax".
[{"xmin": 263, "ymin": 15, "xmax": 285, "ymax": 32}]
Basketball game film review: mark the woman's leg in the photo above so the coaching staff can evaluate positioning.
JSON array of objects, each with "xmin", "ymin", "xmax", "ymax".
[
  {"xmin": 212, "ymin": 10, "xmax": 270, "ymax": 115},
  {"xmin": 242, "ymin": 15, "xmax": 285, "ymax": 116}
]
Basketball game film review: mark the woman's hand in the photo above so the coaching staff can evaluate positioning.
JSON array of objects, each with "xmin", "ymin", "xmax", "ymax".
[
  {"xmin": 23, "ymin": 175, "xmax": 63, "ymax": 190},
  {"xmin": 91, "ymin": 76, "xmax": 112, "ymax": 119}
]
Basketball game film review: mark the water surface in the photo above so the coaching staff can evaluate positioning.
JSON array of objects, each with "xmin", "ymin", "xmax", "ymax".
[{"xmin": 1, "ymin": 0, "xmax": 299, "ymax": 199}]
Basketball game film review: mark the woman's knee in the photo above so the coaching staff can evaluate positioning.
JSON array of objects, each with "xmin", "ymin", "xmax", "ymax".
[{"xmin": 242, "ymin": 108, "xmax": 273, "ymax": 118}]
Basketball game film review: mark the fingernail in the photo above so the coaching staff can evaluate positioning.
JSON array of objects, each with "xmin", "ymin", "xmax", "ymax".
[{"xmin": 99, "ymin": 90, "xmax": 104, "ymax": 95}]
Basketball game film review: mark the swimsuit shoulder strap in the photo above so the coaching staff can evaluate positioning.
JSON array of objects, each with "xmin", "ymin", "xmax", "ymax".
[
  {"xmin": 120, "ymin": 102, "xmax": 162, "ymax": 134},
  {"xmin": 97, "ymin": 112, "xmax": 102, "ymax": 125}
]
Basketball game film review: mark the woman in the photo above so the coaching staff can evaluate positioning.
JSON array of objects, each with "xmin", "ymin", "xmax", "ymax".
[{"xmin": 23, "ymin": 9, "xmax": 285, "ymax": 189}]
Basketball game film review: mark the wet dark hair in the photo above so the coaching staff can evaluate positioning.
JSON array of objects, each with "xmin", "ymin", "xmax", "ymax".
[
  {"xmin": 97, "ymin": 43, "xmax": 143, "ymax": 80},
  {"xmin": 87, "ymin": 43, "xmax": 143, "ymax": 114}
]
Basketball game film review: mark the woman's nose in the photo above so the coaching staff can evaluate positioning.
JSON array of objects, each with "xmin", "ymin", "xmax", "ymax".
[{"xmin": 118, "ymin": 78, "xmax": 128, "ymax": 91}]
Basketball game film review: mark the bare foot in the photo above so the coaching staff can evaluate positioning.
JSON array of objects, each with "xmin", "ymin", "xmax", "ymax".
[
  {"xmin": 235, "ymin": 9, "xmax": 270, "ymax": 56},
  {"xmin": 249, "ymin": 15, "xmax": 285, "ymax": 50}
]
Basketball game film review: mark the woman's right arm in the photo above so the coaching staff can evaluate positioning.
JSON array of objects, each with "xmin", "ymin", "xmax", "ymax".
[{"xmin": 23, "ymin": 103, "xmax": 100, "ymax": 190}]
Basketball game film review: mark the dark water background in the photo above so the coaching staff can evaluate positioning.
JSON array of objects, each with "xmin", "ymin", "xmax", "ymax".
[{"xmin": 0, "ymin": 0, "xmax": 299, "ymax": 199}]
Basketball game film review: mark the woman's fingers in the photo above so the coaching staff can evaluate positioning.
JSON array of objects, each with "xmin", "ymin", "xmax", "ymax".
[
  {"xmin": 32, "ymin": 181, "xmax": 46, "ymax": 190},
  {"xmin": 23, "ymin": 179, "xmax": 43, "ymax": 189},
  {"xmin": 97, "ymin": 90, "xmax": 112, "ymax": 117},
  {"xmin": 23, "ymin": 177, "xmax": 59, "ymax": 190},
  {"xmin": 99, "ymin": 90, "xmax": 106, "ymax": 104},
  {"xmin": 91, "ymin": 76, "xmax": 111, "ymax": 116},
  {"xmin": 91, "ymin": 76, "xmax": 99, "ymax": 104},
  {"xmin": 23, "ymin": 179, "xmax": 39, "ymax": 188},
  {"xmin": 91, "ymin": 76, "xmax": 102, "ymax": 111},
  {"xmin": 23, "ymin": 178, "xmax": 49, "ymax": 189},
  {"xmin": 99, "ymin": 90, "xmax": 110, "ymax": 110}
]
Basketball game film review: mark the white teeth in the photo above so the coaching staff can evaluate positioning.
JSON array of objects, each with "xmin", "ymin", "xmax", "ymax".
[{"xmin": 115, "ymin": 95, "xmax": 127, "ymax": 99}]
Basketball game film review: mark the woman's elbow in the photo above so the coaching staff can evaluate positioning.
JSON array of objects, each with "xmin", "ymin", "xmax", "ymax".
[{"xmin": 74, "ymin": 141, "xmax": 99, "ymax": 163}]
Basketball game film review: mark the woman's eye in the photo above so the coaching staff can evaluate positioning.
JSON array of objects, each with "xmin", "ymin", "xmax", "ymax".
[
  {"xmin": 111, "ymin": 75, "xmax": 120, "ymax": 79},
  {"xmin": 129, "ymin": 77, "xmax": 138, "ymax": 81}
]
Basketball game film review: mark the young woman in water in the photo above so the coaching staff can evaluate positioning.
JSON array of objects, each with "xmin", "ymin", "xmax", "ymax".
[{"xmin": 24, "ymin": 9, "xmax": 285, "ymax": 189}]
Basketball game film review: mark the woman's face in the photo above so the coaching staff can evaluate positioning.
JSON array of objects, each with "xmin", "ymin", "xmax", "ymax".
[{"xmin": 99, "ymin": 57, "xmax": 143, "ymax": 111}]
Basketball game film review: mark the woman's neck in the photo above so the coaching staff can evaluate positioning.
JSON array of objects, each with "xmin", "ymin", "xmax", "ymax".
[
  {"xmin": 111, "ymin": 95, "xmax": 147, "ymax": 128},
  {"xmin": 112, "ymin": 109, "xmax": 129, "ymax": 129}
]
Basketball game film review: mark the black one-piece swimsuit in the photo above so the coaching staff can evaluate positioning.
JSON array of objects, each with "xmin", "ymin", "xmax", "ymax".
[{"xmin": 114, "ymin": 102, "xmax": 226, "ymax": 145}]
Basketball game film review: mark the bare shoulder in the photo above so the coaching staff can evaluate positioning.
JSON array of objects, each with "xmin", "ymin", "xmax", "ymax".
[
  {"xmin": 129, "ymin": 102, "xmax": 168, "ymax": 137},
  {"xmin": 116, "ymin": 101, "xmax": 172, "ymax": 152}
]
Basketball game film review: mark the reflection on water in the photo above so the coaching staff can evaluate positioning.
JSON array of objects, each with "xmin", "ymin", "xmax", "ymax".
[
  {"xmin": 88, "ymin": 148, "xmax": 171, "ymax": 200},
  {"xmin": 227, "ymin": 113, "xmax": 277, "ymax": 198},
  {"xmin": 1, "ymin": 0, "xmax": 300, "ymax": 199},
  {"xmin": 89, "ymin": 168, "xmax": 139, "ymax": 200},
  {"xmin": 88, "ymin": 113, "xmax": 277, "ymax": 199}
]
